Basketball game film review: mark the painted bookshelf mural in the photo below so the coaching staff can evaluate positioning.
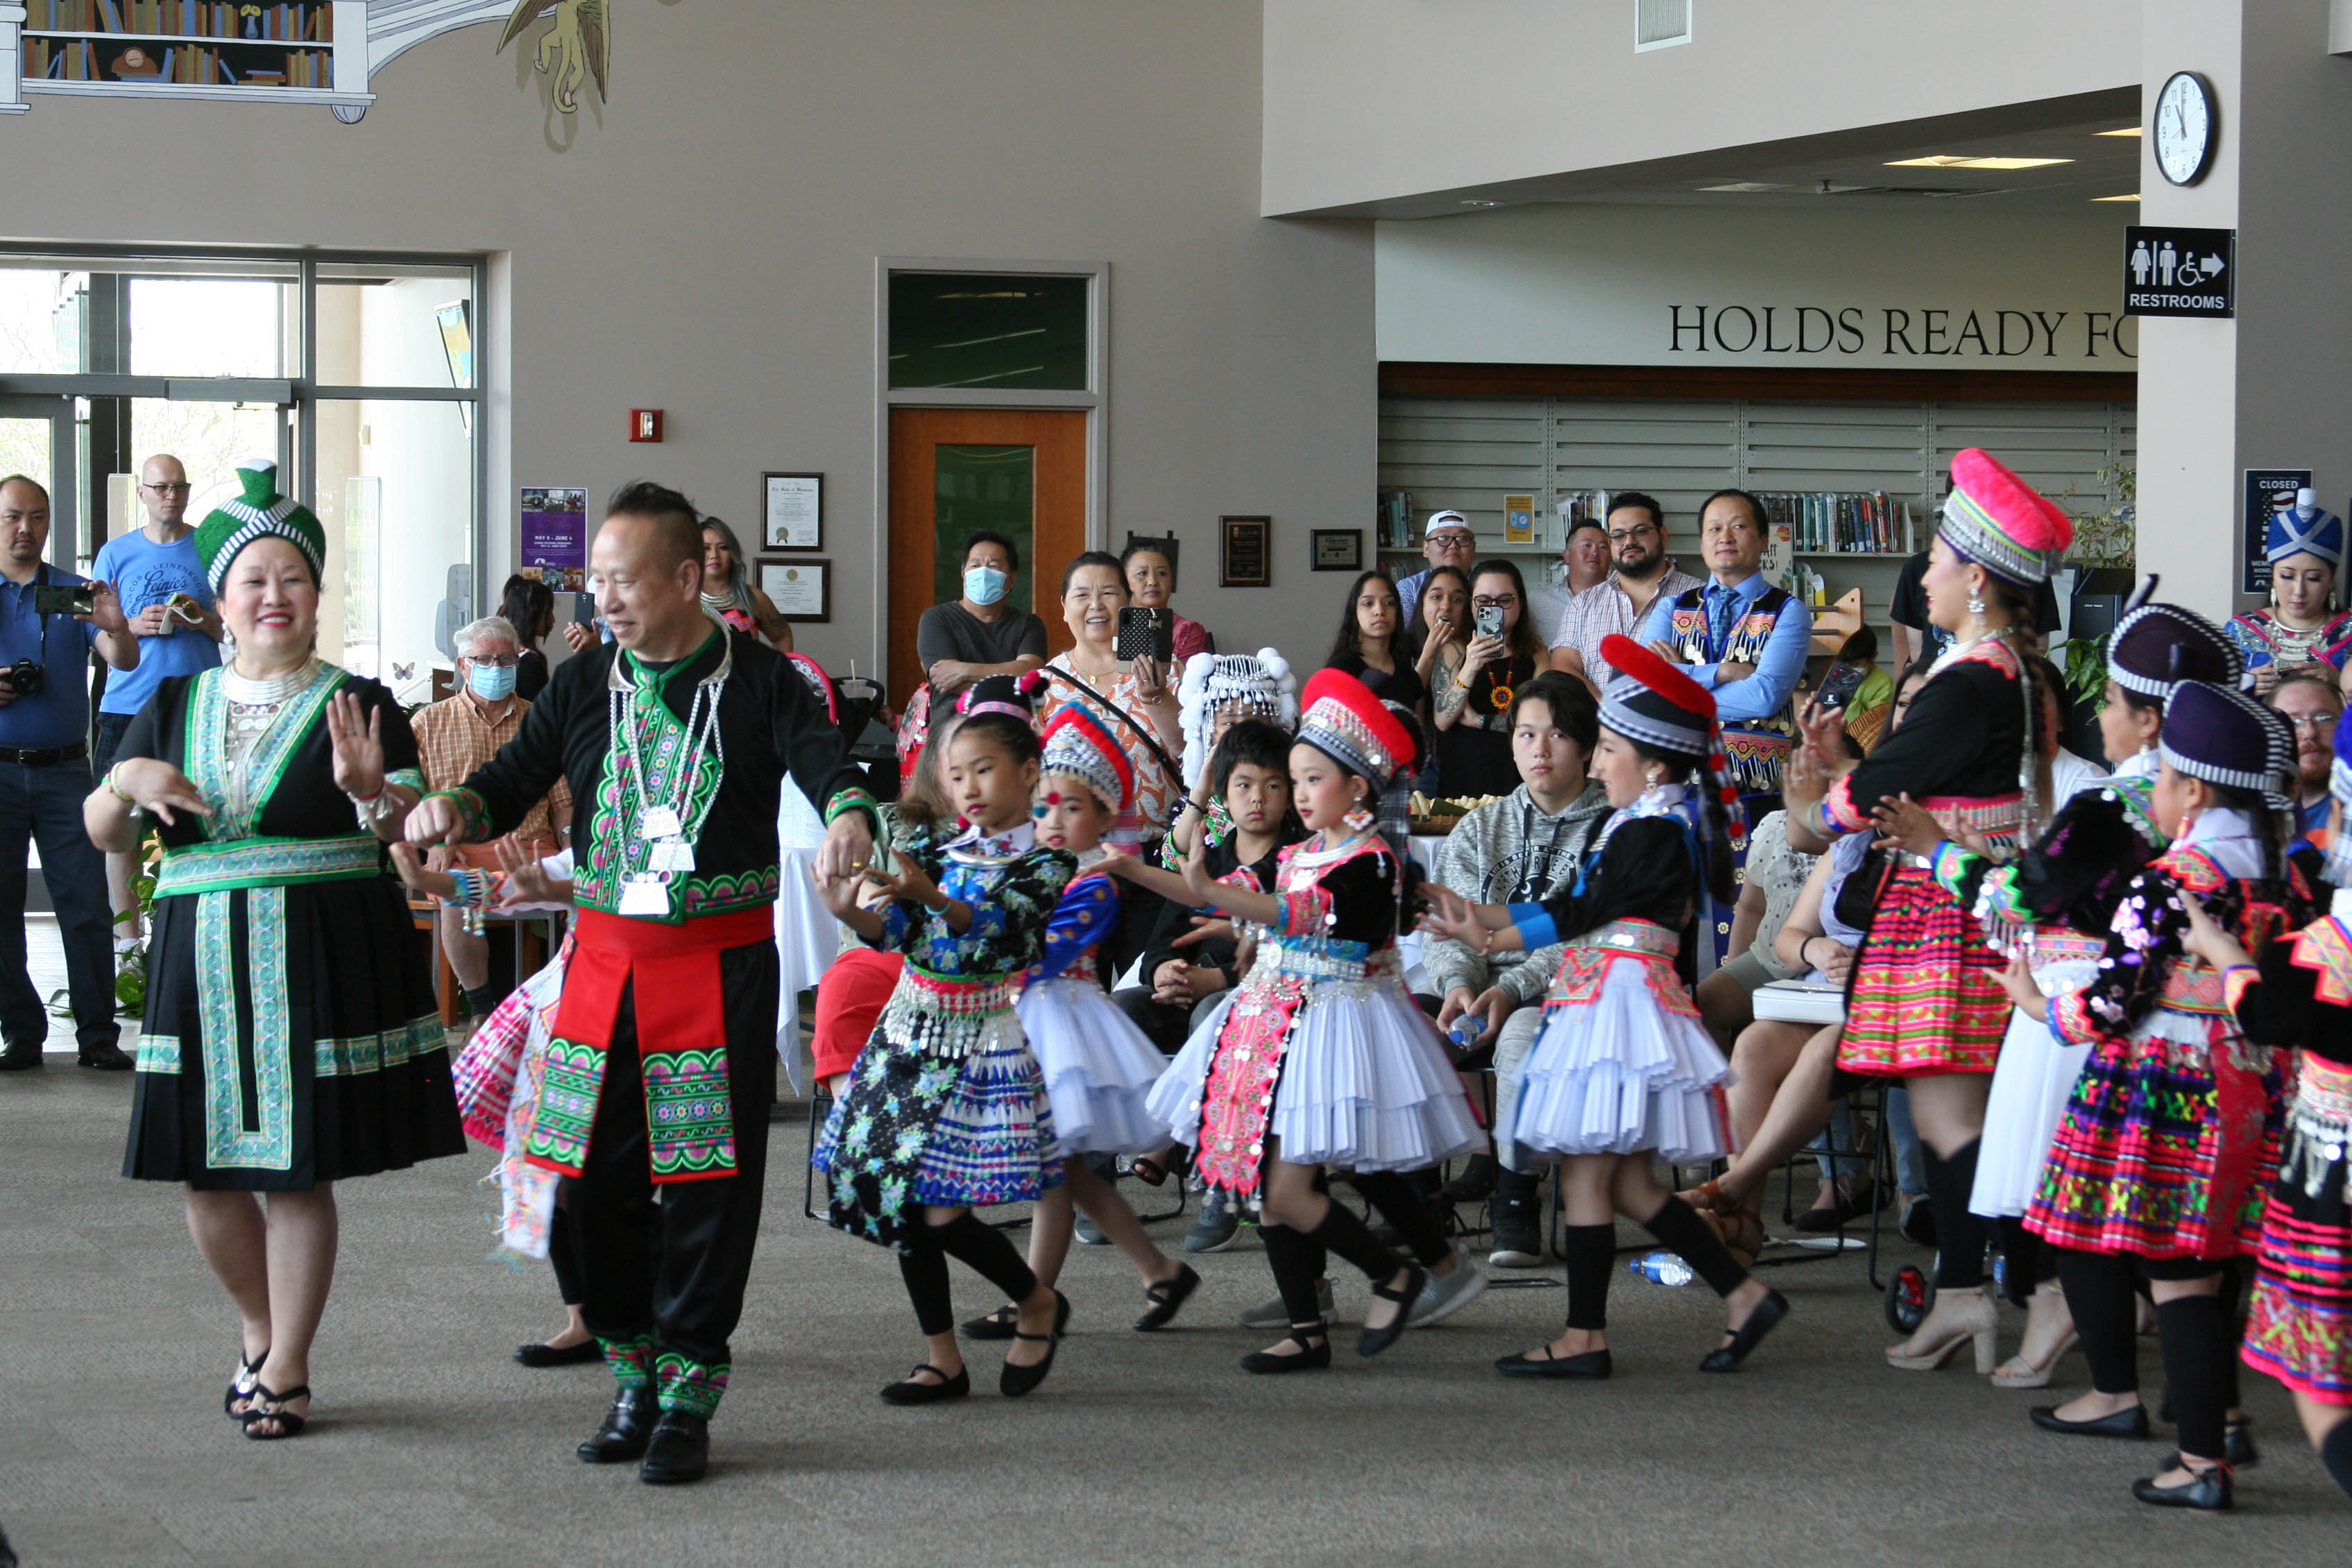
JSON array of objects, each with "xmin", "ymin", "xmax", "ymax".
[{"xmin": 0, "ymin": 0, "xmax": 617, "ymax": 121}]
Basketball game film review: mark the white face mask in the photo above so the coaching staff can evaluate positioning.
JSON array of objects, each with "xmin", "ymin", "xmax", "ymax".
[
  {"xmin": 468, "ymin": 660, "xmax": 517, "ymax": 701},
  {"xmin": 964, "ymin": 565, "xmax": 1009, "ymax": 606}
]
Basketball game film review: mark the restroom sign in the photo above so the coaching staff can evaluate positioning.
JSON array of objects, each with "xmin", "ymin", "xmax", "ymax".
[{"xmin": 2123, "ymin": 226, "xmax": 2235, "ymax": 318}]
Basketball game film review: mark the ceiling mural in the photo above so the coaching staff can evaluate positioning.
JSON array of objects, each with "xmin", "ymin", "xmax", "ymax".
[{"xmin": 0, "ymin": 0, "xmax": 637, "ymax": 122}]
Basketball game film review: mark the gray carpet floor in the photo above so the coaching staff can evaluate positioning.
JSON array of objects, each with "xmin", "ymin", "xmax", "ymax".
[{"xmin": 3, "ymin": 1064, "xmax": 2346, "ymax": 1568}]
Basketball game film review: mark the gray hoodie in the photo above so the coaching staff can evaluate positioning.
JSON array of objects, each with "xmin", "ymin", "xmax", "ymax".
[{"xmin": 1421, "ymin": 780, "xmax": 1613, "ymax": 1005}]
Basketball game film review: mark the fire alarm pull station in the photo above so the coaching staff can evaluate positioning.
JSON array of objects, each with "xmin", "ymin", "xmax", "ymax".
[{"xmin": 629, "ymin": 409, "xmax": 664, "ymax": 443}]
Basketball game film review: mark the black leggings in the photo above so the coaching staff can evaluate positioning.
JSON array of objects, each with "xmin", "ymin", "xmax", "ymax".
[
  {"xmin": 897, "ymin": 1213, "xmax": 1041, "ymax": 1338},
  {"xmin": 2145, "ymin": 1256, "xmax": 2234, "ymax": 1465}
]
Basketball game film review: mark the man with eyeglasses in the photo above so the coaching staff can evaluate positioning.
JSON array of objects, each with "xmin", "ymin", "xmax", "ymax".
[
  {"xmin": 2270, "ymin": 670, "xmax": 2344, "ymax": 834},
  {"xmin": 90, "ymin": 454, "xmax": 221, "ymax": 955},
  {"xmin": 1635, "ymin": 488, "xmax": 1812, "ymax": 727},
  {"xmin": 1395, "ymin": 510, "xmax": 1477, "ymax": 630},
  {"xmin": 412, "ymin": 615, "xmax": 572, "ymax": 1018},
  {"xmin": 1546, "ymin": 493, "xmax": 1703, "ymax": 694}
]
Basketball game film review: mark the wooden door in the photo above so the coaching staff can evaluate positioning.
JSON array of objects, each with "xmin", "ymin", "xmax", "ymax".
[{"xmin": 887, "ymin": 407, "xmax": 1087, "ymax": 709}]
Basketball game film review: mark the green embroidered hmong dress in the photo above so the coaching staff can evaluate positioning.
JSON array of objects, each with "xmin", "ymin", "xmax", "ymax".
[{"xmin": 120, "ymin": 663, "xmax": 462, "ymax": 1191}]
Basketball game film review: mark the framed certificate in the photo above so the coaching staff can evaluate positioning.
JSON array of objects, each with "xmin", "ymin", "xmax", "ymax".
[
  {"xmin": 1220, "ymin": 515, "xmax": 1272, "ymax": 588},
  {"xmin": 762, "ymin": 472, "xmax": 824, "ymax": 551},
  {"xmin": 1310, "ymin": 528, "xmax": 1362, "ymax": 572},
  {"xmin": 759, "ymin": 557, "xmax": 830, "ymax": 622}
]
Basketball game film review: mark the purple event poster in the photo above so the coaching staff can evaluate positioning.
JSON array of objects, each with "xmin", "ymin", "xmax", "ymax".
[{"xmin": 519, "ymin": 486, "xmax": 588, "ymax": 588}]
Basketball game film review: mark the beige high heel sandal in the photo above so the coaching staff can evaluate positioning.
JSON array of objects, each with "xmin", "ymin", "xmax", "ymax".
[{"xmin": 1886, "ymin": 1284, "xmax": 1998, "ymax": 1373}]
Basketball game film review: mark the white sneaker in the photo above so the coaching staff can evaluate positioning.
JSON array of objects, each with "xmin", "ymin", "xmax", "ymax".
[
  {"xmin": 1408, "ymin": 1247, "xmax": 1490, "ymax": 1327},
  {"xmin": 1238, "ymin": 1279, "xmax": 1336, "ymax": 1330}
]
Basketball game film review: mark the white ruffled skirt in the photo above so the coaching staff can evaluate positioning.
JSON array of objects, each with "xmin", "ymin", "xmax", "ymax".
[
  {"xmin": 1147, "ymin": 979, "xmax": 1486, "ymax": 1176},
  {"xmin": 1970, "ymin": 955, "xmax": 2099, "ymax": 1218},
  {"xmin": 1016, "ymin": 974, "xmax": 1170, "ymax": 1157},
  {"xmin": 1504, "ymin": 957, "xmax": 1733, "ymax": 1163}
]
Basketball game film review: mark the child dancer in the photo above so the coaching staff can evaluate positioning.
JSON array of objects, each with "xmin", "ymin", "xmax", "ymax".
[
  {"xmin": 2013, "ymin": 681, "xmax": 2321, "ymax": 1510},
  {"xmin": 1422, "ymin": 636, "xmax": 1787, "ymax": 1379},
  {"xmin": 812, "ymin": 674, "xmax": 1077, "ymax": 1404},
  {"xmin": 2186, "ymin": 710, "xmax": 2352, "ymax": 1503},
  {"xmin": 1130, "ymin": 669, "xmax": 1485, "ymax": 1372},
  {"xmin": 958, "ymin": 701, "xmax": 1202, "ymax": 1337}
]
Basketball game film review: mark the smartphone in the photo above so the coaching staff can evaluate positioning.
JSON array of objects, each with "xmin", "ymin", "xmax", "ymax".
[
  {"xmin": 573, "ymin": 591, "xmax": 597, "ymax": 625},
  {"xmin": 33, "ymin": 583, "xmax": 96, "ymax": 616},
  {"xmin": 1811, "ymin": 661, "xmax": 1868, "ymax": 711},
  {"xmin": 1116, "ymin": 606, "xmax": 1173, "ymax": 664},
  {"xmin": 1474, "ymin": 604, "xmax": 1505, "ymax": 639}
]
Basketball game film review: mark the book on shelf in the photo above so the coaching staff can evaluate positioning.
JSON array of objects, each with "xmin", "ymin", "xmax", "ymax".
[
  {"xmin": 27, "ymin": 1, "xmax": 334, "ymax": 43},
  {"xmin": 1757, "ymin": 490, "xmax": 1911, "ymax": 556}
]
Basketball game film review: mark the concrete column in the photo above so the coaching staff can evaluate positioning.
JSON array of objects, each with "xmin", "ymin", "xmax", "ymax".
[{"xmin": 2135, "ymin": 1, "xmax": 2352, "ymax": 625}]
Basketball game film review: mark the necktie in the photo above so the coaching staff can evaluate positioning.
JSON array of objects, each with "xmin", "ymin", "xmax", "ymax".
[{"xmin": 1707, "ymin": 585, "xmax": 1737, "ymax": 656}]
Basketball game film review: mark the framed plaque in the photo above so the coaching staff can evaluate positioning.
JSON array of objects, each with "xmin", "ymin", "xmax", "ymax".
[
  {"xmin": 759, "ymin": 556, "xmax": 831, "ymax": 622},
  {"xmin": 1310, "ymin": 528, "xmax": 1362, "ymax": 572},
  {"xmin": 1220, "ymin": 515, "xmax": 1272, "ymax": 588}
]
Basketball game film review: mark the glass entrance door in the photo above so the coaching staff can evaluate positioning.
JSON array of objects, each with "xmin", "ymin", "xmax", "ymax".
[{"xmin": 0, "ymin": 396, "xmax": 77, "ymax": 565}]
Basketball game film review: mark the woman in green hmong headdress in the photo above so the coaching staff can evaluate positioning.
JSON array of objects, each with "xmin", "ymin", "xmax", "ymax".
[{"xmin": 84, "ymin": 459, "xmax": 463, "ymax": 1440}]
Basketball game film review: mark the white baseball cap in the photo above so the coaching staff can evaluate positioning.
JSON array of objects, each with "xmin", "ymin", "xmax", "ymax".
[{"xmin": 1424, "ymin": 510, "xmax": 1473, "ymax": 538}]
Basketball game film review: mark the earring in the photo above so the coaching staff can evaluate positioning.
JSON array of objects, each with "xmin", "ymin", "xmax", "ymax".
[
  {"xmin": 1967, "ymin": 591, "xmax": 1986, "ymax": 617},
  {"xmin": 1343, "ymin": 794, "xmax": 1376, "ymax": 833}
]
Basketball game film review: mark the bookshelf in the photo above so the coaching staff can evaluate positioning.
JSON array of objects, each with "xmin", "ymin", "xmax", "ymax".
[{"xmin": 2, "ymin": 0, "xmax": 374, "ymax": 119}]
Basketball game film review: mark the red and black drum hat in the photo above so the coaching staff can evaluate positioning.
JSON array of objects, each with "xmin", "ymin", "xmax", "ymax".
[
  {"xmin": 1297, "ymin": 667, "xmax": 1417, "ymax": 785},
  {"xmin": 1597, "ymin": 633, "xmax": 1746, "ymax": 847},
  {"xmin": 1938, "ymin": 448, "xmax": 2074, "ymax": 588}
]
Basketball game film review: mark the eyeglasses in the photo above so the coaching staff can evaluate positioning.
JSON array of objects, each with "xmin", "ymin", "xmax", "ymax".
[
  {"xmin": 2289, "ymin": 712, "xmax": 2340, "ymax": 734},
  {"xmin": 1607, "ymin": 525, "xmax": 1660, "ymax": 543},
  {"xmin": 1471, "ymin": 595, "xmax": 1517, "ymax": 610},
  {"xmin": 141, "ymin": 482, "xmax": 191, "ymax": 494},
  {"xmin": 1428, "ymin": 534, "xmax": 1473, "ymax": 547},
  {"xmin": 465, "ymin": 653, "xmax": 518, "ymax": 667}
]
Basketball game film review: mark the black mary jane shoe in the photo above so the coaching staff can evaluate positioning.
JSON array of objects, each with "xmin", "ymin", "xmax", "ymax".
[
  {"xmin": 2225, "ymin": 1419, "xmax": 2260, "ymax": 1467},
  {"xmin": 1241, "ymin": 1331, "xmax": 1332, "ymax": 1374},
  {"xmin": 577, "ymin": 1386, "xmax": 658, "ymax": 1463},
  {"xmin": 1495, "ymin": 1345, "xmax": 1612, "ymax": 1381},
  {"xmin": 1699, "ymin": 1289, "xmax": 1789, "ymax": 1374},
  {"xmin": 223, "ymin": 1345, "xmax": 268, "ymax": 1417},
  {"xmin": 515, "ymin": 1337, "xmax": 604, "ymax": 1368},
  {"xmin": 958, "ymin": 1304, "xmax": 1020, "ymax": 1341},
  {"xmin": 879, "ymin": 1363, "xmax": 971, "ymax": 1406},
  {"xmin": 1358, "ymin": 1263, "xmax": 1427, "ymax": 1359},
  {"xmin": 1134, "ymin": 1263, "xmax": 1202, "ymax": 1331},
  {"xmin": 1000, "ymin": 1291, "xmax": 1071, "ymax": 1398},
  {"xmin": 2131, "ymin": 1463, "xmax": 2233, "ymax": 1511},
  {"xmin": 2030, "ymin": 1402, "xmax": 2150, "ymax": 1440},
  {"xmin": 639, "ymin": 1411, "xmax": 710, "ymax": 1485}
]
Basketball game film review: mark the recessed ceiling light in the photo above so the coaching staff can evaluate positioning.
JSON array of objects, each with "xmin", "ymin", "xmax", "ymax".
[
  {"xmin": 1459, "ymin": 199, "xmax": 1508, "ymax": 207},
  {"xmin": 2096, "ymin": 126, "xmax": 2143, "ymax": 137},
  {"xmin": 1697, "ymin": 181, "xmax": 1789, "ymax": 193},
  {"xmin": 2093, "ymin": 193, "xmax": 2141, "ymax": 202},
  {"xmin": 1886, "ymin": 155, "xmax": 2074, "ymax": 170}
]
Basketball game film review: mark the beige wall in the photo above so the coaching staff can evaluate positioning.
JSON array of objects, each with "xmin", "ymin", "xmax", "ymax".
[
  {"xmin": 2, "ymin": 1, "xmax": 1373, "ymax": 680},
  {"xmin": 1263, "ymin": 0, "xmax": 2140, "ymax": 215}
]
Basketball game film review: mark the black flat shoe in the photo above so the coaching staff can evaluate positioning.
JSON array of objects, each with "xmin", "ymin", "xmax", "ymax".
[
  {"xmin": 879, "ymin": 1363, "xmax": 971, "ymax": 1406},
  {"xmin": 515, "ymin": 1338, "xmax": 604, "ymax": 1367},
  {"xmin": 1134, "ymin": 1263, "xmax": 1202, "ymax": 1331},
  {"xmin": 2132, "ymin": 1464, "xmax": 2232, "ymax": 1511},
  {"xmin": 1793, "ymin": 1180, "xmax": 1886, "ymax": 1233},
  {"xmin": 1358, "ymin": 1263, "xmax": 1426, "ymax": 1358},
  {"xmin": 639, "ymin": 1411, "xmax": 709, "ymax": 1485},
  {"xmin": 577, "ymin": 1386, "xmax": 658, "ymax": 1462},
  {"xmin": 1000, "ymin": 1291, "xmax": 1070, "ymax": 1398},
  {"xmin": 1700, "ymin": 1289, "xmax": 1789, "ymax": 1373},
  {"xmin": 1495, "ymin": 1346, "xmax": 1612, "ymax": 1380},
  {"xmin": 1241, "ymin": 1332, "xmax": 1331, "ymax": 1374},
  {"xmin": 2226, "ymin": 1419, "xmax": 2259, "ymax": 1467},
  {"xmin": 77, "ymin": 1044, "xmax": 133, "ymax": 1071},
  {"xmin": 2031, "ymin": 1402, "xmax": 2150, "ymax": 1439},
  {"xmin": 959, "ymin": 1304, "xmax": 1019, "ymax": 1341}
]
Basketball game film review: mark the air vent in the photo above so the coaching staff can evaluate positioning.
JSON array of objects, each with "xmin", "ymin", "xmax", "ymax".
[{"xmin": 1636, "ymin": 0, "xmax": 1692, "ymax": 51}]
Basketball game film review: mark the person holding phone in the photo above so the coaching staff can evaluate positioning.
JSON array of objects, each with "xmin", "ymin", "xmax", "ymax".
[
  {"xmin": 1046, "ymin": 552, "xmax": 1182, "ymax": 843},
  {"xmin": 0, "ymin": 473, "xmax": 137, "ymax": 1072},
  {"xmin": 1429, "ymin": 561, "xmax": 1543, "ymax": 797},
  {"xmin": 1120, "ymin": 538, "xmax": 1212, "ymax": 662},
  {"xmin": 1408, "ymin": 566, "xmax": 1472, "ymax": 715},
  {"xmin": 92, "ymin": 454, "xmax": 223, "ymax": 953}
]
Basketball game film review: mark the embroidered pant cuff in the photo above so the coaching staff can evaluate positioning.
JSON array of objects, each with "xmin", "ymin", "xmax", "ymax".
[
  {"xmin": 654, "ymin": 1352, "xmax": 731, "ymax": 1420},
  {"xmin": 598, "ymin": 1331, "xmax": 656, "ymax": 1390}
]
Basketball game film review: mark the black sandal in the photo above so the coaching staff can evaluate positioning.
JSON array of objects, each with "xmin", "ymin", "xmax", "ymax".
[
  {"xmin": 1130, "ymin": 1148, "xmax": 1189, "ymax": 1188},
  {"xmin": 239, "ymin": 1381, "xmax": 312, "ymax": 1440},
  {"xmin": 223, "ymin": 1345, "xmax": 268, "ymax": 1418},
  {"xmin": 1699, "ymin": 1288, "xmax": 1790, "ymax": 1373},
  {"xmin": 958, "ymin": 1304, "xmax": 1020, "ymax": 1341},
  {"xmin": 1358, "ymin": 1263, "xmax": 1426, "ymax": 1358},
  {"xmin": 1000, "ymin": 1291, "xmax": 1069, "ymax": 1397},
  {"xmin": 1133, "ymin": 1263, "xmax": 1202, "ymax": 1331}
]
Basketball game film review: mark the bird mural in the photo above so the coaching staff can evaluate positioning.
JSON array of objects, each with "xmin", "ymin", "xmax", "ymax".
[{"xmin": 497, "ymin": 0, "xmax": 609, "ymax": 114}]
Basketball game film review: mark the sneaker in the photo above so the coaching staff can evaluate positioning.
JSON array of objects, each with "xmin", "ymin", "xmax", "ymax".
[
  {"xmin": 1490, "ymin": 1213, "xmax": 1545, "ymax": 1269},
  {"xmin": 1240, "ymin": 1279, "xmax": 1336, "ymax": 1330},
  {"xmin": 1073, "ymin": 1210, "xmax": 1109, "ymax": 1247},
  {"xmin": 1410, "ymin": 1247, "xmax": 1490, "ymax": 1327},
  {"xmin": 1184, "ymin": 1191, "xmax": 1243, "ymax": 1254}
]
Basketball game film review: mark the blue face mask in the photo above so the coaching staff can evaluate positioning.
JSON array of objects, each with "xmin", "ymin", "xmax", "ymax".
[
  {"xmin": 964, "ymin": 565, "xmax": 1008, "ymax": 606},
  {"xmin": 468, "ymin": 661, "xmax": 518, "ymax": 701}
]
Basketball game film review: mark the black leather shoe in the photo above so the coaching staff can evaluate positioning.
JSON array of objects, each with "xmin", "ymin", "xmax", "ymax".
[
  {"xmin": 1240, "ymin": 1333, "xmax": 1331, "ymax": 1374},
  {"xmin": 1358, "ymin": 1263, "xmax": 1426, "ymax": 1358},
  {"xmin": 2031, "ymin": 1402, "xmax": 2150, "ymax": 1440},
  {"xmin": 77, "ymin": 1043, "xmax": 133, "ymax": 1071},
  {"xmin": 2226, "ymin": 1419, "xmax": 2259, "ymax": 1467},
  {"xmin": 880, "ymin": 1363, "xmax": 971, "ymax": 1405},
  {"xmin": 576, "ymin": 1386, "xmax": 656, "ymax": 1463},
  {"xmin": 0, "ymin": 1043, "xmax": 42, "ymax": 1072},
  {"xmin": 958, "ymin": 1304, "xmax": 1019, "ymax": 1341},
  {"xmin": 1495, "ymin": 1347, "xmax": 1612, "ymax": 1380},
  {"xmin": 1134, "ymin": 1263, "xmax": 1202, "ymax": 1331},
  {"xmin": 1000, "ymin": 1291, "xmax": 1070, "ymax": 1398},
  {"xmin": 515, "ymin": 1338, "xmax": 604, "ymax": 1368},
  {"xmin": 639, "ymin": 1411, "xmax": 709, "ymax": 1485},
  {"xmin": 1700, "ymin": 1289, "xmax": 1789, "ymax": 1373},
  {"xmin": 2132, "ymin": 1464, "xmax": 2232, "ymax": 1510}
]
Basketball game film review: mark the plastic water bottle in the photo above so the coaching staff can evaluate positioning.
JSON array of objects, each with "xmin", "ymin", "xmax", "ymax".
[
  {"xmin": 1448, "ymin": 1021, "xmax": 1477, "ymax": 1050},
  {"xmin": 1630, "ymin": 1250, "xmax": 1694, "ymax": 1286}
]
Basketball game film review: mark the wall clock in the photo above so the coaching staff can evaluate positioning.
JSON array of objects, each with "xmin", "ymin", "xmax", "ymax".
[{"xmin": 2154, "ymin": 70, "xmax": 2217, "ymax": 187}]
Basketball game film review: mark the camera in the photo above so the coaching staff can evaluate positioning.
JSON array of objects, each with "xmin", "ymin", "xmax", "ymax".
[{"xmin": 0, "ymin": 658, "xmax": 42, "ymax": 697}]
